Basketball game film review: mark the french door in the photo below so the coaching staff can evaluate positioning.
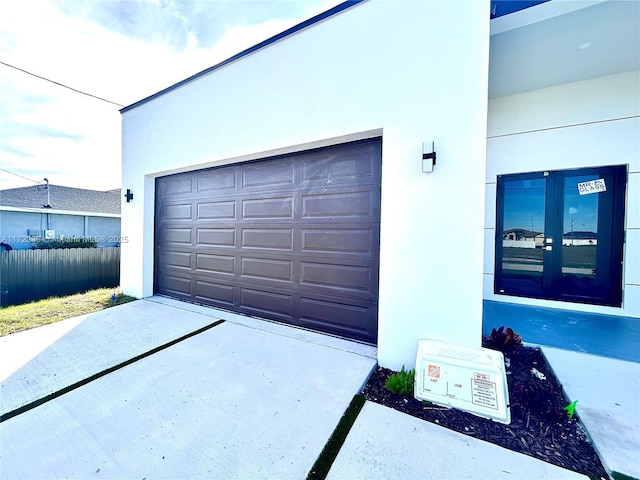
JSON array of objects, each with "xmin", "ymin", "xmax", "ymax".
[{"xmin": 495, "ymin": 165, "xmax": 626, "ymax": 307}]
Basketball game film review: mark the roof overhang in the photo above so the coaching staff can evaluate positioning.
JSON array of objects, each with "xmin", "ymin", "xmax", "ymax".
[
  {"xmin": 120, "ymin": 0, "xmax": 366, "ymax": 114},
  {"xmin": 489, "ymin": 0, "xmax": 640, "ymax": 98}
]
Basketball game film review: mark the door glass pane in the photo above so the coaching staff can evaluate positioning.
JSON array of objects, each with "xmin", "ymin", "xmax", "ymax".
[
  {"xmin": 501, "ymin": 178, "xmax": 546, "ymax": 280},
  {"xmin": 561, "ymin": 174, "xmax": 599, "ymax": 289}
]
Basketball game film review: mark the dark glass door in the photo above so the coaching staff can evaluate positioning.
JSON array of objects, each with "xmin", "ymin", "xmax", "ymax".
[{"xmin": 495, "ymin": 165, "xmax": 626, "ymax": 307}]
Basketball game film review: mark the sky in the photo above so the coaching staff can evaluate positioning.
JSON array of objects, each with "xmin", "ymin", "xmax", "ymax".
[
  {"xmin": 0, "ymin": 0, "xmax": 340, "ymax": 192},
  {"xmin": 503, "ymin": 178, "xmax": 598, "ymax": 234}
]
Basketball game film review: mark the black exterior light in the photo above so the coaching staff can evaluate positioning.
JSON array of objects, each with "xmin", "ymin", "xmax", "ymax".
[
  {"xmin": 124, "ymin": 189, "xmax": 134, "ymax": 203},
  {"xmin": 422, "ymin": 141, "xmax": 436, "ymax": 173}
]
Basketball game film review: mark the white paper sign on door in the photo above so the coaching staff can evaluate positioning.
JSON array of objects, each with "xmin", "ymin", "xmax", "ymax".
[{"xmin": 577, "ymin": 179, "xmax": 606, "ymax": 195}]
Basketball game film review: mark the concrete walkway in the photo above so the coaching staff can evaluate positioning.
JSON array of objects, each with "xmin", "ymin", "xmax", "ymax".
[
  {"xmin": 543, "ymin": 347, "xmax": 640, "ymax": 479},
  {"xmin": 1, "ymin": 298, "xmax": 636, "ymax": 479},
  {"xmin": 327, "ymin": 401, "xmax": 585, "ymax": 479}
]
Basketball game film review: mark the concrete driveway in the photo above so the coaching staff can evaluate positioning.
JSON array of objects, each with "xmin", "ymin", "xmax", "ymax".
[
  {"xmin": 2, "ymin": 297, "xmax": 627, "ymax": 480},
  {"xmin": 0, "ymin": 298, "xmax": 376, "ymax": 479}
]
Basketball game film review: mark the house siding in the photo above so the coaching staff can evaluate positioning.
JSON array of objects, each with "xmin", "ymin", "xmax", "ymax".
[
  {"xmin": 484, "ymin": 70, "xmax": 640, "ymax": 318},
  {"xmin": 0, "ymin": 210, "xmax": 122, "ymax": 249}
]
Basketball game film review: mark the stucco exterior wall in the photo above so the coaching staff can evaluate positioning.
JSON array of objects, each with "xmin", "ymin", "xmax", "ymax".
[
  {"xmin": 0, "ymin": 211, "xmax": 45, "ymax": 249},
  {"xmin": 87, "ymin": 217, "xmax": 122, "ymax": 247},
  {"xmin": 0, "ymin": 210, "xmax": 121, "ymax": 249},
  {"xmin": 485, "ymin": 70, "xmax": 640, "ymax": 318},
  {"xmin": 121, "ymin": 0, "xmax": 491, "ymax": 369}
]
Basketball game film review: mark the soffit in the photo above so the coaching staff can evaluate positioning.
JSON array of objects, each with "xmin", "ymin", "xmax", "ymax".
[{"xmin": 489, "ymin": 1, "xmax": 640, "ymax": 98}]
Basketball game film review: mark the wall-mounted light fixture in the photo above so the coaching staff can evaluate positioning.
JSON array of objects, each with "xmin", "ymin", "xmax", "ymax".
[
  {"xmin": 124, "ymin": 189, "xmax": 134, "ymax": 203},
  {"xmin": 422, "ymin": 141, "xmax": 436, "ymax": 173}
]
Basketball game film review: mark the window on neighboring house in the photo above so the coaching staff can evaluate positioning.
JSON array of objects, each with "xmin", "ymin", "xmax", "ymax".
[{"xmin": 494, "ymin": 165, "xmax": 627, "ymax": 307}]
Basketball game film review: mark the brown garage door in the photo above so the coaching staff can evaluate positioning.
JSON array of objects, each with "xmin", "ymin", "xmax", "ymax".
[{"xmin": 155, "ymin": 138, "xmax": 381, "ymax": 344}]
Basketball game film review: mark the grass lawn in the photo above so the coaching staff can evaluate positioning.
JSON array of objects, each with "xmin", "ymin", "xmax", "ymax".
[{"xmin": 0, "ymin": 288, "xmax": 136, "ymax": 337}]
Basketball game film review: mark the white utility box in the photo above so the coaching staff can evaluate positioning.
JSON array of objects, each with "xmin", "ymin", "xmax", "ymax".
[{"xmin": 414, "ymin": 340, "xmax": 511, "ymax": 424}]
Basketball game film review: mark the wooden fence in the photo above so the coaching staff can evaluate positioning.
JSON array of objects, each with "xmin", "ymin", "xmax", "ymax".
[{"xmin": 0, "ymin": 247, "xmax": 120, "ymax": 307}]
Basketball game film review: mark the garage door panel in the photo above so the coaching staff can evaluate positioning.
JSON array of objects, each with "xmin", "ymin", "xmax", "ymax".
[
  {"xmin": 300, "ymin": 262, "xmax": 371, "ymax": 292},
  {"xmin": 240, "ymin": 288, "xmax": 293, "ymax": 319},
  {"xmin": 302, "ymin": 154, "xmax": 374, "ymax": 184},
  {"xmin": 164, "ymin": 228, "xmax": 192, "ymax": 246},
  {"xmin": 196, "ymin": 253, "xmax": 235, "ymax": 275},
  {"xmin": 242, "ymin": 161, "xmax": 294, "ymax": 189},
  {"xmin": 162, "ymin": 203, "xmax": 193, "ymax": 221},
  {"xmin": 164, "ymin": 251, "xmax": 192, "ymax": 270},
  {"xmin": 195, "ymin": 280, "xmax": 234, "ymax": 306},
  {"xmin": 242, "ymin": 197, "xmax": 294, "ymax": 219},
  {"xmin": 155, "ymin": 138, "xmax": 381, "ymax": 344},
  {"xmin": 241, "ymin": 228, "xmax": 294, "ymax": 251},
  {"xmin": 301, "ymin": 228, "xmax": 373, "ymax": 255},
  {"xmin": 159, "ymin": 275, "xmax": 192, "ymax": 298},
  {"xmin": 162, "ymin": 177, "xmax": 193, "ymax": 196},
  {"xmin": 299, "ymin": 297, "xmax": 376, "ymax": 342},
  {"xmin": 196, "ymin": 228, "xmax": 236, "ymax": 248},
  {"xmin": 197, "ymin": 169, "xmax": 237, "ymax": 193},
  {"xmin": 240, "ymin": 257, "xmax": 293, "ymax": 282},
  {"xmin": 301, "ymin": 143, "xmax": 379, "ymax": 184},
  {"xmin": 301, "ymin": 190, "xmax": 374, "ymax": 218},
  {"xmin": 197, "ymin": 200, "xmax": 236, "ymax": 220}
]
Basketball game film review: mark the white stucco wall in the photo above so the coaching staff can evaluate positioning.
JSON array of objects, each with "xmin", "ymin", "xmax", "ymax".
[
  {"xmin": 0, "ymin": 209, "xmax": 121, "ymax": 249},
  {"xmin": 121, "ymin": 0, "xmax": 490, "ymax": 369},
  {"xmin": 485, "ymin": 70, "xmax": 640, "ymax": 318}
]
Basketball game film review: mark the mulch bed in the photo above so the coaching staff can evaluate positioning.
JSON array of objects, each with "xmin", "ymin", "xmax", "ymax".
[{"xmin": 361, "ymin": 344, "xmax": 609, "ymax": 479}]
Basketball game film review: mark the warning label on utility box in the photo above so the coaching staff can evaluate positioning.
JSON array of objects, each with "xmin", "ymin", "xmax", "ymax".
[
  {"xmin": 414, "ymin": 340, "xmax": 511, "ymax": 424},
  {"xmin": 472, "ymin": 378, "xmax": 498, "ymax": 410}
]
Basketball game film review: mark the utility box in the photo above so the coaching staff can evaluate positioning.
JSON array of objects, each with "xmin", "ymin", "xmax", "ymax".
[{"xmin": 414, "ymin": 340, "xmax": 511, "ymax": 424}]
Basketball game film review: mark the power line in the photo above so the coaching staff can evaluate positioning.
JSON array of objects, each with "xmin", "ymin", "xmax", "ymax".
[
  {"xmin": 0, "ymin": 61, "xmax": 124, "ymax": 107},
  {"xmin": 0, "ymin": 168, "xmax": 42, "ymax": 185}
]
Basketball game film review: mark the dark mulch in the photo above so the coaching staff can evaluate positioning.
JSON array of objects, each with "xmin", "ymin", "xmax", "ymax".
[{"xmin": 361, "ymin": 345, "xmax": 609, "ymax": 479}]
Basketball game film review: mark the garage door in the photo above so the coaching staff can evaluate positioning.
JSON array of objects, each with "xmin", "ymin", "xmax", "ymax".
[{"xmin": 155, "ymin": 138, "xmax": 381, "ymax": 344}]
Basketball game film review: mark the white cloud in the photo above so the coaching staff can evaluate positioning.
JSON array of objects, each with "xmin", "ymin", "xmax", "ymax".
[{"xmin": 0, "ymin": 0, "xmax": 339, "ymax": 191}]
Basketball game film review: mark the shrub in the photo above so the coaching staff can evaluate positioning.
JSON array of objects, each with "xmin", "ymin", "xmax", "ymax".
[
  {"xmin": 385, "ymin": 365, "xmax": 415, "ymax": 395},
  {"xmin": 33, "ymin": 238, "xmax": 97, "ymax": 249},
  {"xmin": 483, "ymin": 325, "xmax": 522, "ymax": 353}
]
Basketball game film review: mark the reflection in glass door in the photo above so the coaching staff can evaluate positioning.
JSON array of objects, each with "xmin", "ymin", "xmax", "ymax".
[
  {"xmin": 498, "ymin": 176, "xmax": 546, "ymax": 293},
  {"xmin": 560, "ymin": 174, "xmax": 600, "ymax": 297},
  {"xmin": 495, "ymin": 165, "xmax": 626, "ymax": 307}
]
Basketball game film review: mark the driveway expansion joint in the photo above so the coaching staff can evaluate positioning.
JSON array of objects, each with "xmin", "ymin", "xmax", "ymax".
[{"xmin": 0, "ymin": 319, "xmax": 225, "ymax": 423}]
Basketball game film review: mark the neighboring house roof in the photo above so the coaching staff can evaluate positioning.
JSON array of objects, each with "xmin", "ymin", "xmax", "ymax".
[
  {"xmin": 504, "ymin": 228, "xmax": 542, "ymax": 237},
  {"xmin": 0, "ymin": 185, "xmax": 121, "ymax": 215}
]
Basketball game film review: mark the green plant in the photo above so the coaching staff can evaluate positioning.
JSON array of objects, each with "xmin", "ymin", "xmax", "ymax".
[
  {"xmin": 33, "ymin": 238, "xmax": 97, "ymax": 249},
  {"xmin": 385, "ymin": 365, "xmax": 415, "ymax": 395}
]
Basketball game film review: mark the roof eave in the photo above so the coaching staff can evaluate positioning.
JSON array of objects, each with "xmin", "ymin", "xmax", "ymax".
[
  {"xmin": 0, "ymin": 205, "xmax": 121, "ymax": 218},
  {"xmin": 119, "ymin": 0, "xmax": 366, "ymax": 114}
]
